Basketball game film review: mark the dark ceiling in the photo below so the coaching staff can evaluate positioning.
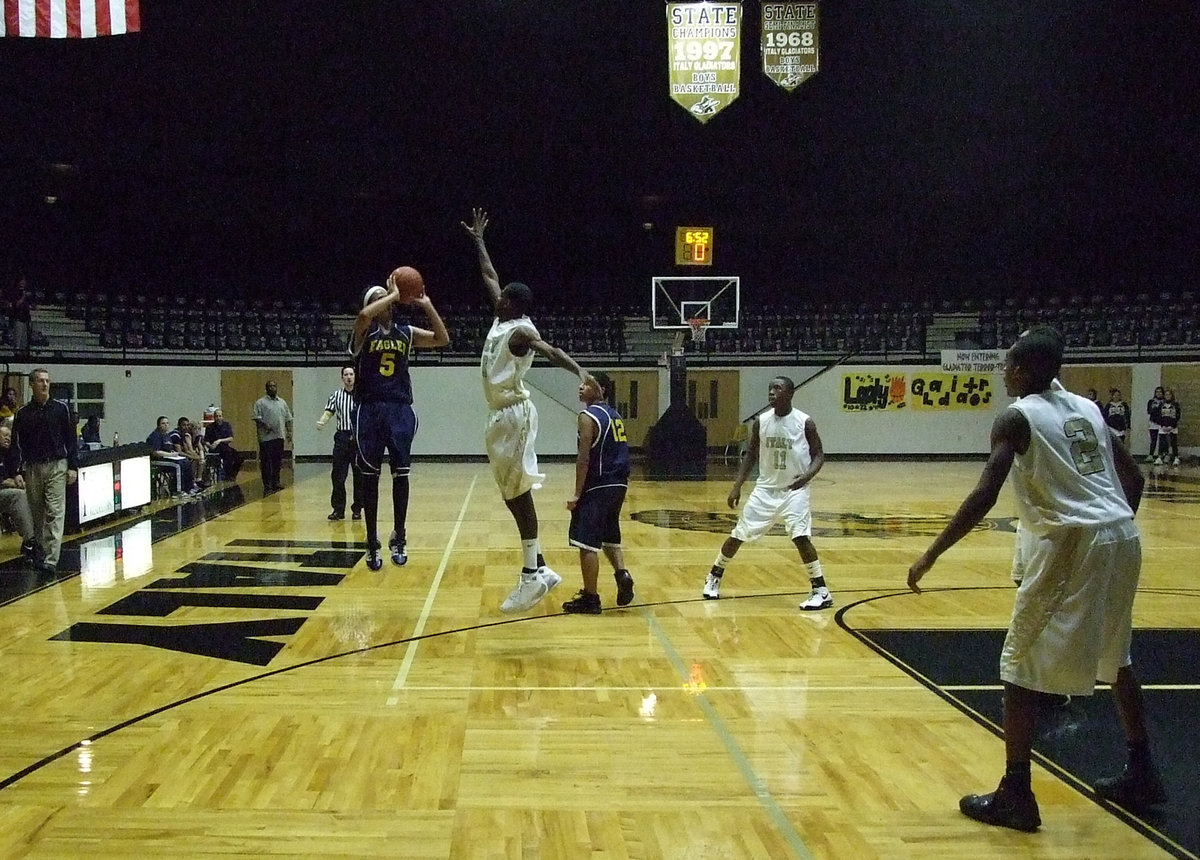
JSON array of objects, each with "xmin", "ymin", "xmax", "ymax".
[{"xmin": 2, "ymin": 1, "xmax": 1197, "ymax": 309}]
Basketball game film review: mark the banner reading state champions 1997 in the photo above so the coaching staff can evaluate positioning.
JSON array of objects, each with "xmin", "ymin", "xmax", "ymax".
[
  {"xmin": 667, "ymin": 3, "xmax": 741, "ymax": 123},
  {"xmin": 761, "ymin": 3, "xmax": 819, "ymax": 91}
]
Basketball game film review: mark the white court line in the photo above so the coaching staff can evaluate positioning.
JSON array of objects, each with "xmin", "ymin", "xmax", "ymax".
[{"xmin": 386, "ymin": 475, "xmax": 478, "ymax": 705}]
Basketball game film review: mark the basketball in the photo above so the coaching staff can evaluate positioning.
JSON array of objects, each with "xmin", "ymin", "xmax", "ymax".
[{"xmin": 389, "ymin": 266, "xmax": 425, "ymax": 300}]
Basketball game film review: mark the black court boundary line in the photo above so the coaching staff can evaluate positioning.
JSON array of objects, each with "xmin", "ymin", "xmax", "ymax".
[
  {"xmin": 0, "ymin": 586, "xmax": 903, "ymax": 793},
  {"xmin": 835, "ymin": 588, "xmax": 1198, "ymax": 860}
]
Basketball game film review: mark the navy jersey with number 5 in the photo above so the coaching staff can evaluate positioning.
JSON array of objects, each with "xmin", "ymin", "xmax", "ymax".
[
  {"xmin": 354, "ymin": 323, "xmax": 414, "ymax": 404},
  {"xmin": 581, "ymin": 402, "xmax": 630, "ymax": 492}
]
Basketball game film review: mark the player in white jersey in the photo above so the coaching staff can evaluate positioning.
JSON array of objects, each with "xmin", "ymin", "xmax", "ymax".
[
  {"xmin": 702, "ymin": 376, "xmax": 832, "ymax": 610},
  {"xmin": 908, "ymin": 325, "xmax": 1164, "ymax": 833},
  {"xmin": 463, "ymin": 208, "xmax": 595, "ymax": 614}
]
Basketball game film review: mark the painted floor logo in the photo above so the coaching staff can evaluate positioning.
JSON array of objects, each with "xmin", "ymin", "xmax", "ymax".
[{"xmin": 629, "ymin": 509, "xmax": 1018, "ymax": 538}]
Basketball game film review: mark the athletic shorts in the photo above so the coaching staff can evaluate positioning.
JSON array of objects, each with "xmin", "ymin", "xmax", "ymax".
[
  {"xmin": 486, "ymin": 399, "xmax": 543, "ymax": 501},
  {"xmin": 355, "ymin": 400, "xmax": 417, "ymax": 477},
  {"xmin": 569, "ymin": 485, "xmax": 627, "ymax": 552},
  {"xmin": 1000, "ymin": 519, "xmax": 1141, "ymax": 696},
  {"xmin": 731, "ymin": 484, "xmax": 811, "ymax": 543}
]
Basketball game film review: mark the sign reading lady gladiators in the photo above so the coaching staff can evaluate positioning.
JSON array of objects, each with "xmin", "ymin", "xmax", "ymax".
[
  {"xmin": 761, "ymin": 3, "xmax": 819, "ymax": 91},
  {"xmin": 667, "ymin": 3, "xmax": 742, "ymax": 123}
]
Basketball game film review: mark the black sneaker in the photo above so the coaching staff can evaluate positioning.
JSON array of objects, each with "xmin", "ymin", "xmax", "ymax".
[
  {"xmin": 614, "ymin": 570, "xmax": 635, "ymax": 606},
  {"xmin": 389, "ymin": 531, "xmax": 407, "ymax": 566},
  {"xmin": 365, "ymin": 542, "xmax": 383, "ymax": 571},
  {"xmin": 351, "ymin": 510, "xmax": 362, "ymax": 521},
  {"xmin": 562, "ymin": 590, "xmax": 602, "ymax": 615},
  {"xmin": 1094, "ymin": 764, "xmax": 1167, "ymax": 809},
  {"xmin": 959, "ymin": 777, "xmax": 1041, "ymax": 832},
  {"xmin": 328, "ymin": 511, "xmax": 344, "ymax": 520},
  {"xmin": 20, "ymin": 539, "xmax": 40, "ymax": 563}
]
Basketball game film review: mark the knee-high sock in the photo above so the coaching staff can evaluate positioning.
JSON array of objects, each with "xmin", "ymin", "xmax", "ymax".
[
  {"xmin": 392, "ymin": 474, "xmax": 410, "ymax": 541},
  {"xmin": 362, "ymin": 474, "xmax": 380, "ymax": 547}
]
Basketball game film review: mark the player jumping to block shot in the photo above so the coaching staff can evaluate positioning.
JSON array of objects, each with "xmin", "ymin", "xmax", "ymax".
[{"xmin": 462, "ymin": 207, "xmax": 595, "ymax": 614}]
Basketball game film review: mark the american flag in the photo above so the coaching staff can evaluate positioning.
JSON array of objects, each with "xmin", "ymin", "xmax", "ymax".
[{"xmin": 2, "ymin": 0, "xmax": 140, "ymax": 37}]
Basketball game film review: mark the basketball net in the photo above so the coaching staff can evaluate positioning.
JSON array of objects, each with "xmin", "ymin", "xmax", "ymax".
[{"xmin": 688, "ymin": 317, "xmax": 709, "ymax": 345}]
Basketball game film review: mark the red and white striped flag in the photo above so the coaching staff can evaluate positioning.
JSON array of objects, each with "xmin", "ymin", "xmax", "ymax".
[{"xmin": 2, "ymin": 0, "xmax": 140, "ymax": 38}]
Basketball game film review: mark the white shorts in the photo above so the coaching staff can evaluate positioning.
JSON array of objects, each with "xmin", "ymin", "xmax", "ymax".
[
  {"xmin": 731, "ymin": 485, "xmax": 811, "ymax": 543},
  {"xmin": 485, "ymin": 400, "xmax": 544, "ymax": 501},
  {"xmin": 1000, "ymin": 519, "xmax": 1141, "ymax": 696}
]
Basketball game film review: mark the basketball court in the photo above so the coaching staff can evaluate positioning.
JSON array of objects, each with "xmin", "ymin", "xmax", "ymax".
[{"xmin": 0, "ymin": 458, "xmax": 1194, "ymax": 859}]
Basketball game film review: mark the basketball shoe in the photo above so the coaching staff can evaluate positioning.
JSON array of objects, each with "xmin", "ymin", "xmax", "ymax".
[
  {"xmin": 365, "ymin": 542, "xmax": 383, "ymax": 572},
  {"xmin": 615, "ymin": 570, "xmax": 636, "ymax": 606},
  {"xmin": 562, "ymin": 590, "xmax": 602, "ymax": 615},
  {"xmin": 1094, "ymin": 763, "xmax": 1167, "ymax": 809},
  {"xmin": 702, "ymin": 570, "xmax": 722, "ymax": 599},
  {"xmin": 800, "ymin": 588, "xmax": 833, "ymax": 611},
  {"xmin": 388, "ymin": 530, "xmax": 407, "ymax": 566},
  {"xmin": 500, "ymin": 566, "xmax": 561, "ymax": 614},
  {"xmin": 959, "ymin": 776, "xmax": 1041, "ymax": 832}
]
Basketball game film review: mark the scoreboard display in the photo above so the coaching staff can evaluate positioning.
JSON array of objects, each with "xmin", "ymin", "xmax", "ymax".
[{"xmin": 675, "ymin": 227, "xmax": 713, "ymax": 265}]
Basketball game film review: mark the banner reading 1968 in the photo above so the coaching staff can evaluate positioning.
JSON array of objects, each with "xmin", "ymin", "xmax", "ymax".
[
  {"xmin": 762, "ymin": 3, "xmax": 819, "ymax": 91},
  {"xmin": 667, "ymin": 3, "xmax": 741, "ymax": 123}
]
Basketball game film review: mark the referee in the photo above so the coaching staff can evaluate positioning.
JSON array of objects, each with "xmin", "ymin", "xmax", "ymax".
[
  {"xmin": 11, "ymin": 368, "xmax": 78, "ymax": 574},
  {"xmin": 317, "ymin": 364, "xmax": 362, "ymax": 520}
]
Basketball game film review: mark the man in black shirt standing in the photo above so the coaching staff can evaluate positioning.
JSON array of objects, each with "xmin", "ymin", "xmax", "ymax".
[{"xmin": 11, "ymin": 368, "xmax": 78, "ymax": 574}]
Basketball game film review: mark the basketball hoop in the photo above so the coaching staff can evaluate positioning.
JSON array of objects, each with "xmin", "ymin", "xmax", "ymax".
[{"xmin": 688, "ymin": 317, "xmax": 709, "ymax": 344}]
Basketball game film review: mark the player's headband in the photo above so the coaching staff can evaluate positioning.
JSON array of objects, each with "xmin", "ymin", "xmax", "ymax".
[{"xmin": 363, "ymin": 285, "xmax": 388, "ymax": 308}]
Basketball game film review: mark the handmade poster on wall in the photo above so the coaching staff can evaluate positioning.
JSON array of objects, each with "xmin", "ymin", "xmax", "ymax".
[
  {"xmin": 842, "ymin": 373, "xmax": 907, "ymax": 412},
  {"xmin": 667, "ymin": 3, "xmax": 742, "ymax": 122},
  {"xmin": 761, "ymin": 3, "xmax": 819, "ymax": 91},
  {"xmin": 910, "ymin": 374, "xmax": 994, "ymax": 410},
  {"xmin": 939, "ymin": 349, "xmax": 1005, "ymax": 374}
]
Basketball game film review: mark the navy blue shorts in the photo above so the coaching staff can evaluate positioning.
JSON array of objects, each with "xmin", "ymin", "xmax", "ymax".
[
  {"xmin": 355, "ymin": 401, "xmax": 417, "ymax": 476},
  {"xmin": 568, "ymin": 485, "xmax": 627, "ymax": 552}
]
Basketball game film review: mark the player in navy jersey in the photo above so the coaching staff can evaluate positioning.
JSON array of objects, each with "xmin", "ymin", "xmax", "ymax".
[
  {"xmin": 562, "ymin": 372, "xmax": 635, "ymax": 614},
  {"xmin": 351, "ymin": 273, "xmax": 449, "ymax": 571}
]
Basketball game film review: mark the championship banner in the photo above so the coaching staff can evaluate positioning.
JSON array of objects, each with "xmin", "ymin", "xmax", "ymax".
[
  {"xmin": 842, "ymin": 373, "xmax": 907, "ymax": 412},
  {"xmin": 761, "ymin": 3, "xmax": 819, "ymax": 91},
  {"xmin": 939, "ymin": 349, "xmax": 1005, "ymax": 373},
  {"xmin": 667, "ymin": 3, "xmax": 741, "ymax": 123},
  {"xmin": 910, "ymin": 374, "xmax": 994, "ymax": 410}
]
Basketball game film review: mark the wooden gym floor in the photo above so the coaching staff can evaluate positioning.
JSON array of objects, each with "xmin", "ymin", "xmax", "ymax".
[{"xmin": 0, "ymin": 459, "xmax": 1196, "ymax": 859}]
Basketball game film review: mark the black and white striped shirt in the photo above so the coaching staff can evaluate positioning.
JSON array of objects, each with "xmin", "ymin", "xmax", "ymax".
[{"xmin": 324, "ymin": 388, "xmax": 356, "ymax": 432}]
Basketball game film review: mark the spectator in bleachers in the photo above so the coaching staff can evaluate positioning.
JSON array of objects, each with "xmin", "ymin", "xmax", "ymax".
[
  {"xmin": 80, "ymin": 415, "xmax": 101, "ymax": 447},
  {"xmin": 203, "ymin": 407, "xmax": 242, "ymax": 481},
  {"xmin": 1146, "ymin": 386, "xmax": 1165, "ymax": 462},
  {"xmin": 1104, "ymin": 389, "xmax": 1132, "ymax": 446},
  {"xmin": 0, "ymin": 424, "xmax": 39, "ymax": 565},
  {"xmin": 169, "ymin": 417, "xmax": 208, "ymax": 489},
  {"xmin": 1155, "ymin": 388, "xmax": 1181, "ymax": 466},
  {"xmin": 0, "ymin": 387, "xmax": 18, "ymax": 424},
  {"xmin": 6, "ymin": 275, "xmax": 32, "ymax": 356},
  {"xmin": 147, "ymin": 416, "xmax": 196, "ymax": 495}
]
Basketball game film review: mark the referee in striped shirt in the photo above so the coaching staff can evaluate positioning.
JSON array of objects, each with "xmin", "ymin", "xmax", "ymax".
[{"xmin": 317, "ymin": 364, "xmax": 362, "ymax": 520}]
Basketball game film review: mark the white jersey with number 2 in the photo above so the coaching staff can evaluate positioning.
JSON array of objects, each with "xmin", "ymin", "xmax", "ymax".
[
  {"xmin": 1007, "ymin": 389, "xmax": 1134, "ymax": 536},
  {"xmin": 756, "ymin": 407, "xmax": 811, "ymax": 491}
]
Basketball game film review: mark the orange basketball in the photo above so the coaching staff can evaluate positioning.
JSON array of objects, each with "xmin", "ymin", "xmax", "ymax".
[{"xmin": 389, "ymin": 266, "xmax": 425, "ymax": 300}]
